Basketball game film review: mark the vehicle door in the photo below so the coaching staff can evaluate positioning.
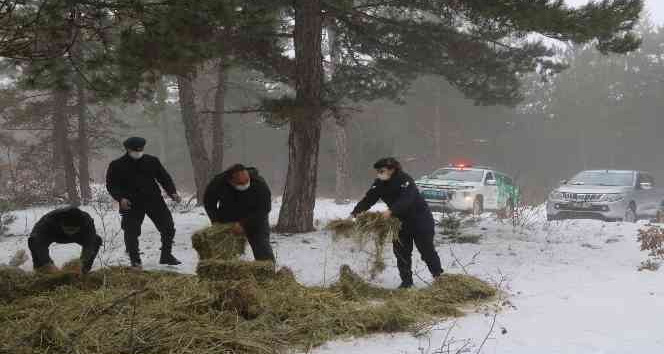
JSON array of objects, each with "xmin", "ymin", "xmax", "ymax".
[
  {"xmin": 483, "ymin": 171, "xmax": 499, "ymax": 209},
  {"xmin": 635, "ymin": 172, "xmax": 658, "ymax": 216},
  {"xmin": 495, "ymin": 173, "xmax": 516, "ymax": 209}
]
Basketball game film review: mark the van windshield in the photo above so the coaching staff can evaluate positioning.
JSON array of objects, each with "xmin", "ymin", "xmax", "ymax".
[
  {"xmin": 431, "ymin": 169, "xmax": 484, "ymax": 182},
  {"xmin": 569, "ymin": 171, "xmax": 634, "ymax": 186}
]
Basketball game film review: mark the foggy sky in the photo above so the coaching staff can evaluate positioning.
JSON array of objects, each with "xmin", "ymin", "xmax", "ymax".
[{"xmin": 567, "ymin": 0, "xmax": 664, "ymax": 24}]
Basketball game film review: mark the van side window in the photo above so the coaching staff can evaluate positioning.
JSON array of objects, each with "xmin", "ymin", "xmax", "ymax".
[
  {"xmin": 485, "ymin": 172, "xmax": 495, "ymax": 183},
  {"xmin": 638, "ymin": 173, "xmax": 655, "ymax": 187}
]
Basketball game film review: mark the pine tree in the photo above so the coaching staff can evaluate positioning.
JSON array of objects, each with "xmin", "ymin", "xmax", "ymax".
[{"xmin": 271, "ymin": 0, "xmax": 643, "ymax": 233}]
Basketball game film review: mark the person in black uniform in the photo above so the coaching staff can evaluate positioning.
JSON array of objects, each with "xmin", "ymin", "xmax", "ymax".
[
  {"xmin": 28, "ymin": 206, "xmax": 102, "ymax": 274},
  {"xmin": 351, "ymin": 157, "xmax": 443, "ymax": 288},
  {"xmin": 203, "ymin": 164, "xmax": 275, "ymax": 262},
  {"xmin": 105, "ymin": 137, "xmax": 182, "ymax": 268}
]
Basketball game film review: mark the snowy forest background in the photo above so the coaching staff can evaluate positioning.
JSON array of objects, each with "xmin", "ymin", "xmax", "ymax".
[{"xmin": 1, "ymin": 7, "xmax": 661, "ymax": 210}]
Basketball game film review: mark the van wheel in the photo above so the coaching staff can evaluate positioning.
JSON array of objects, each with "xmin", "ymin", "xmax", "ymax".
[
  {"xmin": 623, "ymin": 203, "xmax": 637, "ymax": 223},
  {"xmin": 473, "ymin": 196, "xmax": 484, "ymax": 216}
]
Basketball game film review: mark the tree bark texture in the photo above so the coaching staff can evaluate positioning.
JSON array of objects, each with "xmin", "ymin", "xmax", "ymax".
[
  {"xmin": 177, "ymin": 72, "xmax": 211, "ymax": 204},
  {"xmin": 275, "ymin": 0, "xmax": 324, "ymax": 233}
]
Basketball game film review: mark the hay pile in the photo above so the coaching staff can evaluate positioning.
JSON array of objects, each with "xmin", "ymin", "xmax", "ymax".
[
  {"xmin": 326, "ymin": 212, "xmax": 402, "ymax": 278},
  {"xmin": 0, "ymin": 265, "xmax": 495, "ymax": 354},
  {"xmin": 191, "ymin": 223, "xmax": 247, "ymax": 260},
  {"xmin": 0, "ymin": 224, "xmax": 497, "ymax": 354}
]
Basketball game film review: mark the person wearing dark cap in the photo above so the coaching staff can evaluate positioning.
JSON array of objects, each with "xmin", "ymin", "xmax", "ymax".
[
  {"xmin": 203, "ymin": 164, "xmax": 275, "ymax": 262},
  {"xmin": 105, "ymin": 137, "xmax": 182, "ymax": 268},
  {"xmin": 28, "ymin": 206, "xmax": 102, "ymax": 274},
  {"xmin": 351, "ymin": 157, "xmax": 443, "ymax": 289}
]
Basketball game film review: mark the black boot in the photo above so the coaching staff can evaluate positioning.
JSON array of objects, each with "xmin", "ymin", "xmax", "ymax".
[
  {"xmin": 130, "ymin": 257, "xmax": 142, "ymax": 269},
  {"xmin": 398, "ymin": 280, "xmax": 414, "ymax": 289},
  {"xmin": 159, "ymin": 243, "xmax": 181, "ymax": 265},
  {"xmin": 125, "ymin": 232, "xmax": 142, "ymax": 269}
]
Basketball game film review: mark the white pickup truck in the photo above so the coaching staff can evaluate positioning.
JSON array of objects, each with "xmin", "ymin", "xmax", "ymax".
[
  {"xmin": 415, "ymin": 165, "xmax": 520, "ymax": 215},
  {"xmin": 546, "ymin": 170, "xmax": 664, "ymax": 222}
]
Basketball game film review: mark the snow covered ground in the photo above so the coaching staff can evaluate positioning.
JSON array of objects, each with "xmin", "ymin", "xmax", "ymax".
[{"xmin": 2, "ymin": 199, "xmax": 664, "ymax": 353}]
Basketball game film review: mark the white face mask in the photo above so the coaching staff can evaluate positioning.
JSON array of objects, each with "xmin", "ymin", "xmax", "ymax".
[
  {"xmin": 377, "ymin": 173, "xmax": 391, "ymax": 181},
  {"xmin": 234, "ymin": 182, "xmax": 250, "ymax": 191},
  {"xmin": 129, "ymin": 151, "xmax": 144, "ymax": 160}
]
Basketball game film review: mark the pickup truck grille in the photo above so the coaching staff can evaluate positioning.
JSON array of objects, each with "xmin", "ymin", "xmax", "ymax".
[
  {"xmin": 416, "ymin": 184, "xmax": 456, "ymax": 200},
  {"xmin": 561, "ymin": 193, "xmax": 603, "ymax": 202}
]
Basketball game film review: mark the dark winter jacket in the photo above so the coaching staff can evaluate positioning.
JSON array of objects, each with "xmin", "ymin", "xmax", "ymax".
[
  {"xmin": 30, "ymin": 207, "xmax": 97, "ymax": 242},
  {"xmin": 203, "ymin": 167, "xmax": 271, "ymax": 234},
  {"xmin": 105, "ymin": 154, "xmax": 177, "ymax": 204},
  {"xmin": 352, "ymin": 170, "xmax": 434, "ymax": 236}
]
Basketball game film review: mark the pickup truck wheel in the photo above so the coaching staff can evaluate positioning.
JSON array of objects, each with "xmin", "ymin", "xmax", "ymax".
[
  {"xmin": 473, "ymin": 197, "xmax": 484, "ymax": 216},
  {"xmin": 623, "ymin": 204, "xmax": 637, "ymax": 223}
]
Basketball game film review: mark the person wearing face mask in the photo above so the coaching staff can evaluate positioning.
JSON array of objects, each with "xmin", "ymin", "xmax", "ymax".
[
  {"xmin": 351, "ymin": 157, "xmax": 443, "ymax": 289},
  {"xmin": 28, "ymin": 206, "xmax": 103, "ymax": 274},
  {"xmin": 203, "ymin": 164, "xmax": 275, "ymax": 262},
  {"xmin": 105, "ymin": 137, "xmax": 182, "ymax": 268}
]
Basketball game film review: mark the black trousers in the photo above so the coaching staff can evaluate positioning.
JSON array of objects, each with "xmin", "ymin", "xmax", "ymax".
[
  {"xmin": 393, "ymin": 227, "xmax": 443, "ymax": 283},
  {"xmin": 245, "ymin": 219, "xmax": 275, "ymax": 262},
  {"xmin": 120, "ymin": 198, "xmax": 175, "ymax": 261},
  {"xmin": 28, "ymin": 233, "xmax": 102, "ymax": 273}
]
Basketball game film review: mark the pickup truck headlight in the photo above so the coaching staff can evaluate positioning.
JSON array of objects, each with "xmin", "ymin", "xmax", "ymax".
[
  {"xmin": 600, "ymin": 194, "xmax": 625, "ymax": 202},
  {"xmin": 549, "ymin": 191, "xmax": 564, "ymax": 200}
]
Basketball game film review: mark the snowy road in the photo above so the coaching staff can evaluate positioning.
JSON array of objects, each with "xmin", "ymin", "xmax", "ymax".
[{"xmin": 2, "ymin": 199, "xmax": 664, "ymax": 353}]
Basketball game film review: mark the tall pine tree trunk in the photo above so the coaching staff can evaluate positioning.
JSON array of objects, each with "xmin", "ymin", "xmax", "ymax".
[
  {"xmin": 177, "ymin": 72, "xmax": 211, "ymax": 204},
  {"xmin": 156, "ymin": 77, "xmax": 170, "ymax": 164},
  {"xmin": 333, "ymin": 113, "xmax": 351, "ymax": 204},
  {"xmin": 275, "ymin": 0, "xmax": 323, "ymax": 233},
  {"xmin": 327, "ymin": 24, "xmax": 351, "ymax": 204},
  {"xmin": 73, "ymin": 35, "xmax": 90, "ymax": 204},
  {"xmin": 53, "ymin": 88, "xmax": 80, "ymax": 205},
  {"xmin": 75, "ymin": 75, "xmax": 91, "ymax": 204},
  {"xmin": 211, "ymin": 59, "xmax": 225, "ymax": 175}
]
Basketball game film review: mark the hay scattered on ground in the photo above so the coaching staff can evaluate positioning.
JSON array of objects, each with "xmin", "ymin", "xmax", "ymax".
[
  {"xmin": 326, "ymin": 212, "xmax": 401, "ymax": 278},
  {"xmin": 191, "ymin": 223, "xmax": 247, "ymax": 261},
  {"xmin": 197, "ymin": 259, "xmax": 275, "ymax": 282},
  {"xmin": 0, "ymin": 264, "xmax": 496, "ymax": 354},
  {"xmin": 0, "ymin": 222, "xmax": 495, "ymax": 354}
]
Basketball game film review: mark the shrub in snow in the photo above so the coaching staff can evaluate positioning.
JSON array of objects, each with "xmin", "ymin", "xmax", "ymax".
[
  {"xmin": 638, "ymin": 259, "xmax": 660, "ymax": 272},
  {"xmin": 0, "ymin": 199, "xmax": 17, "ymax": 237},
  {"xmin": 637, "ymin": 225, "xmax": 664, "ymax": 260}
]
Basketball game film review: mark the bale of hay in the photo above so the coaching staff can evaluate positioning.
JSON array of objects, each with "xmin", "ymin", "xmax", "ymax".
[
  {"xmin": 192, "ymin": 223, "xmax": 247, "ymax": 261},
  {"xmin": 197, "ymin": 260, "xmax": 275, "ymax": 282}
]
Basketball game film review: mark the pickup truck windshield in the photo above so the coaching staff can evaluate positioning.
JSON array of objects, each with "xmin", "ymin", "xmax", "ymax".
[
  {"xmin": 432, "ymin": 169, "xmax": 484, "ymax": 182},
  {"xmin": 569, "ymin": 171, "xmax": 634, "ymax": 186}
]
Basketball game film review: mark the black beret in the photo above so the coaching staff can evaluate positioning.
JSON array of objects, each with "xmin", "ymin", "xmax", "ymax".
[{"xmin": 123, "ymin": 137, "xmax": 146, "ymax": 150}]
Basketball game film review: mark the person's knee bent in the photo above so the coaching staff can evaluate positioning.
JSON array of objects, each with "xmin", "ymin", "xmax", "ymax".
[{"xmin": 92, "ymin": 235, "xmax": 103, "ymax": 248}]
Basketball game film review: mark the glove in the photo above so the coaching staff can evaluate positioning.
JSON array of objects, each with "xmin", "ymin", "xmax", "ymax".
[
  {"xmin": 120, "ymin": 198, "xmax": 132, "ymax": 210},
  {"xmin": 231, "ymin": 222, "xmax": 245, "ymax": 235}
]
